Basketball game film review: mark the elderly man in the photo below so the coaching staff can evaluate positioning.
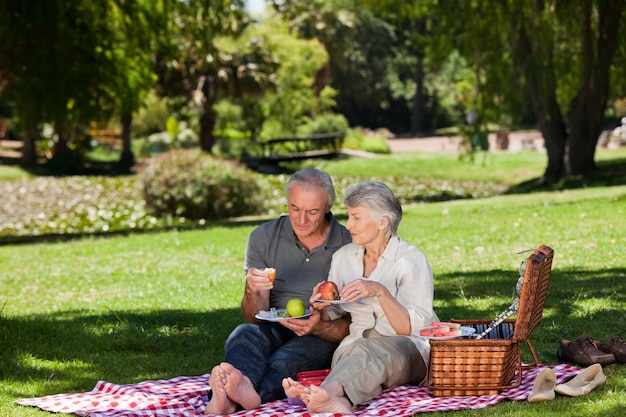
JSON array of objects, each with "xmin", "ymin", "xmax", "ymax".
[{"xmin": 204, "ymin": 168, "xmax": 351, "ymax": 415}]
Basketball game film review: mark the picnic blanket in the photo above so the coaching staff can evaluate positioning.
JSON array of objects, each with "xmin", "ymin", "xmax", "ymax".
[{"xmin": 16, "ymin": 364, "xmax": 581, "ymax": 417}]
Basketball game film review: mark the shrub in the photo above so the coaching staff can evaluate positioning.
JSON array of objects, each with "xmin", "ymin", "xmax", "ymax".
[
  {"xmin": 45, "ymin": 148, "xmax": 87, "ymax": 175},
  {"xmin": 132, "ymin": 90, "xmax": 171, "ymax": 138},
  {"xmin": 138, "ymin": 149, "xmax": 265, "ymax": 220},
  {"xmin": 343, "ymin": 128, "xmax": 391, "ymax": 154},
  {"xmin": 300, "ymin": 112, "xmax": 349, "ymax": 135}
]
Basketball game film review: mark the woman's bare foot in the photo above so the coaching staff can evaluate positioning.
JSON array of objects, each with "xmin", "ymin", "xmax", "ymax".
[
  {"xmin": 282, "ymin": 377, "xmax": 310, "ymax": 400},
  {"xmin": 203, "ymin": 365, "xmax": 237, "ymax": 415},
  {"xmin": 306, "ymin": 383, "xmax": 353, "ymax": 414},
  {"xmin": 220, "ymin": 362, "xmax": 262, "ymax": 410}
]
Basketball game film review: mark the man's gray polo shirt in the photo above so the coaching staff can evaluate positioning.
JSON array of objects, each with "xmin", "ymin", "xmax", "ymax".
[{"xmin": 244, "ymin": 213, "xmax": 351, "ymax": 309}]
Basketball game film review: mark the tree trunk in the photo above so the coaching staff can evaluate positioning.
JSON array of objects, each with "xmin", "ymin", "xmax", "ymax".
[
  {"xmin": 535, "ymin": 110, "xmax": 568, "ymax": 182},
  {"xmin": 52, "ymin": 133, "xmax": 69, "ymax": 155},
  {"xmin": 21, "ymin": 122, "xmax": 39, "ymax": 167},
  {"xmin": 566, "ymin": 0, "xmax": 623, "ymax": 176},
  {"xmin": 411, "ymin": 53, "xmax": 425, "ymax": 134},
  {"xmin": 410, "ymin": 17, "xmax": 426, "ymax": 134},
  {"xmin": 313, "ymin": 62, "xmax": 332, "ymax": 117},
  {"xmin": 511, "ymin": 12, "xmax": 567, "ymax": 181},
  {"xmin": 199, "ymin": 74, "xmax": 217, "ymax": 153},
  {"xmin": 119, "ymin": 113, "xmax": 135, "ymax": 170},
  {"xmin": 532, "ymin": 92, "xmax": 568, "ymax": 182},
  {"xmin": 506, "ymin": 1, "xmax": 626, "ymax": 181}
]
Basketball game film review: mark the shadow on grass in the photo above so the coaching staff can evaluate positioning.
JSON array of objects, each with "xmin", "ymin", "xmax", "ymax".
[
  {"xmin": 505, "ymin": 155, "xmax": 626, "ymax": 194},
  {"xmin": 0, "ymin": 215, "xmax": 272, "ymax": 246},
  {"xmin": 2, "ymin": 266, "xmax": 624, "ymax": 402},
  {"xmin": 1, "ymin": 212, "xmax": 350, "ymax": 247},
  {"xmin": 3, "ymin": 157, "xmax": 134, "ymax": 178},
  {"xmin": 0, "ymin": 308, "xmax": 242, "ymax": 398},
  {"xmin": 433, "ymin": 266, "xmax": 626, "ymax": 364}
]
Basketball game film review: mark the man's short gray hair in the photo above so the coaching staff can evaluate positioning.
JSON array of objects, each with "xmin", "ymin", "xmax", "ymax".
[{"xmin": 286, "ymin": 168, "xmax": 336, "ymax": 211}]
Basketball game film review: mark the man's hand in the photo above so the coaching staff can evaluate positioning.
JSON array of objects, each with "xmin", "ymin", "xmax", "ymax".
[
  {"xmin": 241, "ymin": 267, "xmax": 273, "ymax": 322},
  {"xmin": 280, "ymin": 306, "xmax": 321, "ymax": 336},
  {"xmin": 280, "ymin": 304, "xmax": 350, "ymax": 343},
  {"xmin": 245, "ymin": 267, "xmax": 275, "ymax": 292}
]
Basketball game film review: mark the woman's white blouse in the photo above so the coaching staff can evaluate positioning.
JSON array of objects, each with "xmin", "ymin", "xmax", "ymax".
[{"xmin": 326, "ymin": 236, "xmax": 439, "ymax": 363}]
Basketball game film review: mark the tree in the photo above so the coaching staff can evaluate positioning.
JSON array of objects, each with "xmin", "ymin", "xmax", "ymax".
[
  {"xmin": 108, "ymin": 0, "xmax": 166, "ymax": 170},
  {"xmin": 435, "ymin": 0, "xmax": 626, "ymax": 180},
  {"xmin": 363, "ymin": 0, "xmax": 440, "ymax": 134},
  {"xmin": 156, "ymin": 0, "xmax": 258, "ymax": 153},
  {"xmin": 275, "ymin": 0, "xmax": 416, "ymax": 131},
  {"xmin": 0, "ymin": 1, "xmax": 118, "ymax": 167},
  {"xmin": 0, "ymin": 0, "xmax": 164, "ymax": 170},
  {"xmin": 249, "ymin": 15, "xmax": 329, "ymax": 137}
]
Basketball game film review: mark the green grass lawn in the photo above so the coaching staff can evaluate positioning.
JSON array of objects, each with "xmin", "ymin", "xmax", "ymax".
[{"xmin": 1, "ymin": 149, "xmax": 625, "ymax": 416}]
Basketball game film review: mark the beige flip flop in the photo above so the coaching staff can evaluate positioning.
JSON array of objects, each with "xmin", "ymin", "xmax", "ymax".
[
  {"xmin": 554, "ymin": 363, "xmax": 606, "ymax": 397},
  {"xmin": 528, "ymin": 368, "xmax": 557, "ymax": 402}
]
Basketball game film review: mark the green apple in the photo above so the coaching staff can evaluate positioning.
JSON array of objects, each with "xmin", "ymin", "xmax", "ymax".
[{"xmin": 286, "ymin": 298, "xmax": 306, "ymax": 317}]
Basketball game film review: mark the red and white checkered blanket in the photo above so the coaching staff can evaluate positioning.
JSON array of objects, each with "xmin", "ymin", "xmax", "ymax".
[{"xmin": 16, "ymin": 364, "xmax": 581, "ymax": 417}]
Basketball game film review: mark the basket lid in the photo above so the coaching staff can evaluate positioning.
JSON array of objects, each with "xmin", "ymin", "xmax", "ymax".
[{"xmin": 512, "ymin": 245, "xmax": 554, "ymax": 342}]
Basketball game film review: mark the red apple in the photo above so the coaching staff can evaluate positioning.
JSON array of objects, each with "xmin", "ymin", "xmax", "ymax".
[{"xmin": 318, "ymin": 281, "xmax": 339, "ymax": 300}]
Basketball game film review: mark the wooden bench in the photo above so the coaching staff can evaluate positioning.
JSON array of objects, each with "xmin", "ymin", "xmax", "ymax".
[
  {"xmin": 0, "ymin": 139, "xmax": 22, "ymax": 164},
  {"xmin": 86, "ymin": 129, "xmax": 122, "ymax": 151},
  {"xmin": 242, "ymin": 131, "xmax": 346, "ymax": 169},
  {"xmin": 261, "ymin": 131, "xmax": 345, "ymax": 160}
]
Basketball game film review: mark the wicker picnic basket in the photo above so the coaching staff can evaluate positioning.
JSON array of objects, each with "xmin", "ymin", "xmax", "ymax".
[{"xmin": 426, "ymin": 244, "xmax": 554, "ymax": 396}]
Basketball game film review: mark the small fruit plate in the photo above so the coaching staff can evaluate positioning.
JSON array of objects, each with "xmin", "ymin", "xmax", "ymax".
[
  {"xmin": 255, "ymin": 308, "xmax": 311, "ymax": 322},
  {"xmin": 314, "ymin": 298, "xmax": 349, "ymax": 304},
  {"xmin": 419, "ymin": 326, "xmax": 476, "ymax": 340}
]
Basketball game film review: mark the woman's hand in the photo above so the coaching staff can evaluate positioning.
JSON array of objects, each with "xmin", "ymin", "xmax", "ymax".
[
  {"xmin": 309, "ymin": 281, "xmax": 331, "ymax": 306},
  {"xmin": 340, "ymin": 279, "xmax": 383, "ymax": 301},
  {"xmin": 343, "ymin": 279, "xmax": 412, "ymax": 336}
]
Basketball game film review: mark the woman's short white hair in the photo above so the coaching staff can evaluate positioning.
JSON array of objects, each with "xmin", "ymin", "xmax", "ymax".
[{"xmin": 343, "ymin": 181, "xmax": 402, "ymax": 238}]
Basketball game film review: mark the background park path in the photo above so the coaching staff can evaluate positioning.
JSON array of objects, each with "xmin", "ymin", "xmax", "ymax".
[
  {"xmin": 0, "ymin": 130, "xmax": 546, "ymax": 166},
  {"xmin": 386, "ymin": 130, "xmax": 545, "ymax": 153},
  {"xmin": 8, "ymin": 128, "xmax": 618, "ymax": 166}
]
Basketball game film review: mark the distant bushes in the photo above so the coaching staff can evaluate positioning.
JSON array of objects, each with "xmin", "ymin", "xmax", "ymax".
[
  {"xmin": 300, "ymin": 112, "xmax": 349, "ymax": 135},
  {"xmin": 343, "ymin": 128, "xmax": 391, "ymax": 154},
  {"xmin": 138, "ymin": 149, "xmax": 265, "ymax": 220},
  {"xmin": 0, "ymin": 151, "xmax": 508, "ymax": 242}
]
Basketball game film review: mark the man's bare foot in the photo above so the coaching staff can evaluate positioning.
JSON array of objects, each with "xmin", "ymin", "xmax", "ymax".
[
  {"xmin": 220, "ymin": 362, "xmax": 262, "ymax": 410},
  {"xmin": 282, "ymin": 377, "xmax": 310, "ymax": 400},
  {"xmin": 203, "ymin": 365, "xmax": 237, "ymax": 415},
  {"xmin": 306, "ymin": 383, "xmax": 353, "ymax": 414}
]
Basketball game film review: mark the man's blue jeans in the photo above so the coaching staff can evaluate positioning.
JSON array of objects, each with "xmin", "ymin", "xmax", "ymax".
[{"xmin": 224, "ymin": 321, "xmax": 338, "ymax": 403}]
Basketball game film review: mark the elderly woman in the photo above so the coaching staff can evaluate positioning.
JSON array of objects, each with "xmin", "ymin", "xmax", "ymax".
[{"xmin": 283, "ymin": 181, "xmax": 439, "ymax": 414}]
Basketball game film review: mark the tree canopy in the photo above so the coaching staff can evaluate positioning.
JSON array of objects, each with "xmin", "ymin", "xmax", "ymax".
[
  {"xmin": 427, "ymin": 0, "xmax": 626, "ymax": 179},
  {"xmin": 0, "ymin": 0, "xmax": 624, "ymax": 180}
]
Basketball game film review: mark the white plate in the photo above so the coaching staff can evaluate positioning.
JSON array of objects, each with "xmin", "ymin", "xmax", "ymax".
[
  {"xmin": 419, "ymin": 326, "xmax": 476, "ymax": 340},
  {"xmin": 255, "ymin": 308, "xmax": 311, "ymax": 322},
  {"xmin": 314, "ymin": 298, "xmax": 349, "ymax": 304}
]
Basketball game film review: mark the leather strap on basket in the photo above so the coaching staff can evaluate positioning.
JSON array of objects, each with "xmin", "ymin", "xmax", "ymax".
[{"xmin": 475, "ymin": 260, "xmax": 525, "ymax": 339}]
